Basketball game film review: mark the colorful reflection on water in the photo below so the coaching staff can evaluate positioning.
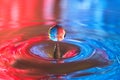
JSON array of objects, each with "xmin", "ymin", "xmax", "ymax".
[{"xmin": 0, "ymin": 0, "xmax": 120, "ymax": 80}]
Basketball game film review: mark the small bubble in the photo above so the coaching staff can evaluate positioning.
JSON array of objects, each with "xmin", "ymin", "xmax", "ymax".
[{"xmin": 49, "ymin": 25, "xmax": 66, "ymax": 41}]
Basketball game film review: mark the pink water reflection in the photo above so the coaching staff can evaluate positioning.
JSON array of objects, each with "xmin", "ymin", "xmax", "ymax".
[{"xmin": 0, "ymin": 0, "xmax": 60, "ymax": 29}]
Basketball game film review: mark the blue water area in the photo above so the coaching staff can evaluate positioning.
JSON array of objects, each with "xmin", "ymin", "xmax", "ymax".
[
  {"xmin": 63, "ymin": 37, "xmax": 120, "ymax": 80},
  {"xmin": 59, "ymin": 0, "xmax": 120, "ymax": 80}
]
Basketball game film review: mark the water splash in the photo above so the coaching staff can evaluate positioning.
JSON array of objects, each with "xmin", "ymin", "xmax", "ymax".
[
  {"xmin": 30, "ymin": 41, "xmax": 80, "ymax": 60},
  {"xmin": 0, "ymin": 23, "xmax": 116, "ymax": 80}
]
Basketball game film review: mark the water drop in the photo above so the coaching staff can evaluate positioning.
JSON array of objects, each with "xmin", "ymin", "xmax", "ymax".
[{"xmin": 49, "ymin": 25, "xmax": 66, "ymax": 41}]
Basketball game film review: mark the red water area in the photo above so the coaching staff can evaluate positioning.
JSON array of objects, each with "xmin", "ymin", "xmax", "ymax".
[
  {"xmin": 0, "ymin": 0, "xmax": 63, "ymax": 78},
  {"xmin": 0, "ymin": 25, "xmax": 50, "ymax": 80},
  {"xmin": 0, "ymin": 0, "xmax": 59, "ymax": 29}
]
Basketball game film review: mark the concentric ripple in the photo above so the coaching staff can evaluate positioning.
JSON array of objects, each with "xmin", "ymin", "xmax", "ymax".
[{"xmin": 0, "ymin": 24, "xmax": 119, "ymax": 80}]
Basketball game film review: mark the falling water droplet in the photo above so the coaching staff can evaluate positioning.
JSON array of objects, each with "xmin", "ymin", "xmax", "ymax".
[
  {"xmin": 49, "ymin": 25, "xmax": 66, "ymax": 41},
  {"xmin": 48, "ymin": 25, "xmax": 66, "ymax": 60}
]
